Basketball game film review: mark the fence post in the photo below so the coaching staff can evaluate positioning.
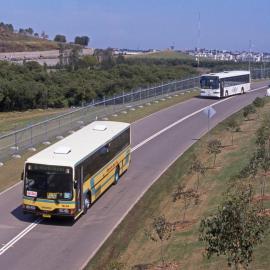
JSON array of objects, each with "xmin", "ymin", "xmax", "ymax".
[
  {"xmin": 30, "ymin": 126, "xmax": 33, "ymax": 146},
  {"xmin": 15, "ymin": 132, "xmax": 18, "ymax": 152}
]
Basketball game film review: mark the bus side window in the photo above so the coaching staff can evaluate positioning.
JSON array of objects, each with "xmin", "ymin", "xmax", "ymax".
[{"xmin": 100, "ymin": 144, "xmax": 110, "ymax": 155}]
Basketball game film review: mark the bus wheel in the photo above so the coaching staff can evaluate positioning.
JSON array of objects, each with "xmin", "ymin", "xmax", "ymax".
[
  {"xmin": 225, "ymin": 91, "xmax": 228, "ymax": 97},
  {"xmin": 241, "ymin": 87, "xmax": 244, "ymax": 94},
  {"xmin": 114, "ymin": 167, "xmax": 120, "ymax": 184},
  {"xmin": 83, "ymin": 194, "xmax": 90, "ymax": 214}
]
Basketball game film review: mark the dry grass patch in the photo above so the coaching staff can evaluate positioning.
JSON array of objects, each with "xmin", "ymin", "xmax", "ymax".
[{"xmin": 0, "ymin": 108, "xmax": 68, "ymax": 133}]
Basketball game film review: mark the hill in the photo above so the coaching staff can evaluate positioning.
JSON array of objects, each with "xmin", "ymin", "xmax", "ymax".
[{"xmin": 0, "ymin": 27, "xmax": 59, "ymax": 52}]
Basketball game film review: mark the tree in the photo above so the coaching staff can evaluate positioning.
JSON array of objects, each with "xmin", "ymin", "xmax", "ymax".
[
  {"xmin": 256, "ymin": 148, "xmax": 270, "ymax": 202},
  {"xmin": 145, "ymin": 215, "xmax": 174, "ymax": 267},
  {"xmin": 74, "ymin": 36, "xmax": 90, "ymax": 46},
  {"xmin": 238, "ymin": 154, "xmax": 259, "ymax": 181},
  {"xmin": 172, "ymin": 184, "xmax": 200, "ymax": 222},
  {"xmin": 207, "ymin": 139, "xmax": 222, "ymax": 167},
  {"xmin": 80, "ymin": 55, "xmax": 98, "ymax": 68},
  {"xmin": 0, "ymin": 22, "xmax": 14, "ymax": 32},
  {"xmin": 189, "ymin": 156, "xmax": 206, "ymax": 191},
  {"xmin": 68, "ymin": 47, "xmax": 81, "ymax": 71},
  {"xmin": 54, "ymin": 34, "xmax": 66, "ymax": 43},
  {"xmin": 26, "ymin": 27, "xmax": 34, "ymax": 35},
  {"xmin": 226, "ymin": 118, "xmax": 240, "ymax": 145},
  {"xmin": 253, "ymin": 97, "xmax": 265, "ymax": 118},
  {"xmin": 199, "ymin": 184, "xmax": 268, "ymax": 270},
  {"xmin": 243, "ymin": 104, "xmax": 256, "ymax": 121},
  {"xmin": 41, "ymin": 31, "xmax": 48, "ymax": 39}
]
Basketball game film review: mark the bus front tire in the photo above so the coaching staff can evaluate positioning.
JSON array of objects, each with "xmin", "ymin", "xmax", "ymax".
[
  {"xmin": 241, "ymin": 87, "xmax": 244, "ymax": 94},
  {"xmin": 114, "ymin": 167, "xmax": 120, "ymax": 184},
  {"xmin": 225, "ymin": 91, "xmax": 228, "ymax": 97},
  {"xmin": 83, "ymin": 194, "xmax": 91, "ymax": 215}
]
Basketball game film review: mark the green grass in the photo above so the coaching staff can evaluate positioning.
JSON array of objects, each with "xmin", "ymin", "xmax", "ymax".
[
  {"xmin": 86, "ymin": 101, "xmax": 270, "ymax": 270},
  {"xmin": 0, "ymin": 108, "xmax": 69, "ymax": 134}
]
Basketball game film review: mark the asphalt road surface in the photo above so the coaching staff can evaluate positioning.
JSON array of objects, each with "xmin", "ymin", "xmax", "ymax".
[{"xmin": 0, "ymin": 81, "xmax": 269, "ymax": 270}]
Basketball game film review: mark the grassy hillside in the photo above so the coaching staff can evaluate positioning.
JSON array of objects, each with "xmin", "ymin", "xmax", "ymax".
[{"xmin": 0, "ymin": 28, "xmax": 59, "ymax": 52}]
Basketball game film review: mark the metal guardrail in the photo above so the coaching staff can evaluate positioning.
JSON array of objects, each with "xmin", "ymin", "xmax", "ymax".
[
  {"xmin": 0, "ymin": 76, "xmax": 200, "ymax": 164},
  {"xmin": 0, "ymin": 68, "xmax": 269, "ymax": 164}
]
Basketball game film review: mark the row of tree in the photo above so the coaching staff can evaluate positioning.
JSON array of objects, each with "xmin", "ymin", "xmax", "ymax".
[
  {"xmin": 0, "ymin": 57, "xmax": 197, "ymax": 111},
  {"xmin": 54, "ymin": 35, "xmax": 90, "ymax": 46},
  {"xmin": 0, "ymin": 22, "xmax": 14, "ymax": 32}
]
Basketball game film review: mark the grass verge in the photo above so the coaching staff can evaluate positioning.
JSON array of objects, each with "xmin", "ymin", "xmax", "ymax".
[
  {"xmin": 0, "ymin": 108, "xmax": 69, "ymax": 134},
  {"xmin": 108, "ymin": 90, "xmax": 198, "ymax": 123},
  {"xmin": 86, "ymin": 99, "xmax": 270, "ymax": 270}
]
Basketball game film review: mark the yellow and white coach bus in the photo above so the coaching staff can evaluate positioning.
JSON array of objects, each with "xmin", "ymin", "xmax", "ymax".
[
  {"xmin": 22, "ymin": 121, "xmax": 131, "ymax": 219},
  {"xmin": 200, "ymin": 70, "xmax": 251, "ymax": 98}
]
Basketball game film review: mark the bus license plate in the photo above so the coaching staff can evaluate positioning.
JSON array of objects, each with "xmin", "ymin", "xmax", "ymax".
[{"xmin": 42, "ymin": 214, "xmax": 51, "ymax": 218}]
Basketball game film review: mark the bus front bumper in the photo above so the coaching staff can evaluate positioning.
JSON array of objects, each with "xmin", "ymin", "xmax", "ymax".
[
  {"xmin": 22, "ymin": 204, "xmax": 76, "ymax": 218},
  {"xmin": 200, "ymin": 91, "xmax": 220, "ymax": 98}
]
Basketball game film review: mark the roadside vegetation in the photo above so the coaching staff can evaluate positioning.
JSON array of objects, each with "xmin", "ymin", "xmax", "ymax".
[
  {"xmin": 0, "ymin": 57, "xmax": 197, "ymax": 111},
  {"xmin": 86, "ymin": 96, "xmax": 270, "ymax": 270},
  {"xmin": 0, "ymin": 108, "xmax": 69, "ymax": 134}
]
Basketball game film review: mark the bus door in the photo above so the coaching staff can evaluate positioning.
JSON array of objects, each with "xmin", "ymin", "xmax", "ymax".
[
  {"xmin": 220, "ymin": 80, "xmax": 224, "ymax": 97},
  {"xmin": 75, "ymin": 166, "xmax": 84, "ymax": 212}
]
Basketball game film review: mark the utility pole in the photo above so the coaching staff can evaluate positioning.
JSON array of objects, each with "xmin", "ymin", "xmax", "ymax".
[
  {"xmin": 248, "ymin": 39, "xmax": 252, "ymax": 72},
  {"xmin": 197, "ymin": 12, "xmax": 201, "ymax": 67}
]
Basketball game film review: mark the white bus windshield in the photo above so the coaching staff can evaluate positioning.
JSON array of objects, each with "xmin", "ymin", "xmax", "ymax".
[{"xmin": 200, "ymin": 76, "xmax": 219, "ymax": 89}]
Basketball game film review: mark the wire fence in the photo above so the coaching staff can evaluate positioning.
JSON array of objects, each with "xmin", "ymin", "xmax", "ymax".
[{"xmin": 0, "ymin": 68, "xmax": 269, "ymax": 164}]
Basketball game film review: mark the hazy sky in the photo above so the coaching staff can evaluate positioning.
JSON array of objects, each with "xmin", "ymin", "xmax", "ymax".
[{"xmin": 0, "ymin": 0, "xmax": 269, "ymax": 52}]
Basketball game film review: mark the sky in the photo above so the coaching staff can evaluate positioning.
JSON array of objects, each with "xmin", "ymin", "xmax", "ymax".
[{"xmin": 0, "ymin": 0, "xmax": 269, "ymax": 52}]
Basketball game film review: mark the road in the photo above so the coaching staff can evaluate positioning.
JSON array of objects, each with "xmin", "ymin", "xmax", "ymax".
[{"xmin": 0, "ymin": 81, "xmax": 269, "ymax": 270}]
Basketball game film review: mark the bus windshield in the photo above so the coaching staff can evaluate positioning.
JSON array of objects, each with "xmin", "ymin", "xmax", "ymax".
[
  {"xmin": 25, "ymin": 165, "xmax": 73, "ymax": 200},
  {"xmin": 200, "ymin": 76, "xmax": 219, "ymax": 89}
]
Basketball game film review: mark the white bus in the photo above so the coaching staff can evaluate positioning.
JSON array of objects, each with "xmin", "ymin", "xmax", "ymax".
[
  {"xmin": 22, "ymin": 121, "xmax": 131, "ymax": 219},
  {"xmin": 200, "ymin": 70, "xmax": 251, "ymax": 98}
]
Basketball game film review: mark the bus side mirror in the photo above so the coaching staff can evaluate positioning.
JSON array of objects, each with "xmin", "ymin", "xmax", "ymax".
[
  {"xmin": 74, "ymin": 180, "xmax": 78, "ymax": 189},
  {"xmin": 21, "ymin": 171, "xmax": 24, "ymax": 181}
]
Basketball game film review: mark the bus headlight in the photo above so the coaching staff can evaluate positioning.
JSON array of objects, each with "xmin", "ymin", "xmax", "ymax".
[
  {"xmin": 58, "ymin": 208, "xmax": 69, "ymax": 214},
  {"xmin": 25, "ymin": 205, "xmax": 36, "ymax": 210}
]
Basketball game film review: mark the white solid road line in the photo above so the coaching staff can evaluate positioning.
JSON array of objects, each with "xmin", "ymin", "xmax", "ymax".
[
  {"xmin": 131, "ymin": 96, "xmax": 233, "ymax": 152},
  {"xmin": 0, "ymin": 181, "xmax": 22, "ymax": 197},
  {"xmin": 0, "ymin": 84, "xmax": 267, "ymax": 258},
  {"xmin": 0, "ymin": 218, "xmax": 42, "ymax": 256}
]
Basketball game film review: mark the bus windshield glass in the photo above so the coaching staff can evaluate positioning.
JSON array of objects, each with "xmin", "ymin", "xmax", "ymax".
[
  {"xmin": 200, "ymin": 76, "xmax": 219, "ymax": 89},
  {"xmin": 25, "ymin": 164, "xmax": 73, "ymax": 200}
]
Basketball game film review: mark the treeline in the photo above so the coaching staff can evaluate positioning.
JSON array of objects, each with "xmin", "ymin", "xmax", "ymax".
[
  {"xmin": 0, "ymin": 58, "xmax": 197, "ymax": 111},
  {"xmin": 128, "ymin": 56, "xmax": 270, "ymax": 72}
]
